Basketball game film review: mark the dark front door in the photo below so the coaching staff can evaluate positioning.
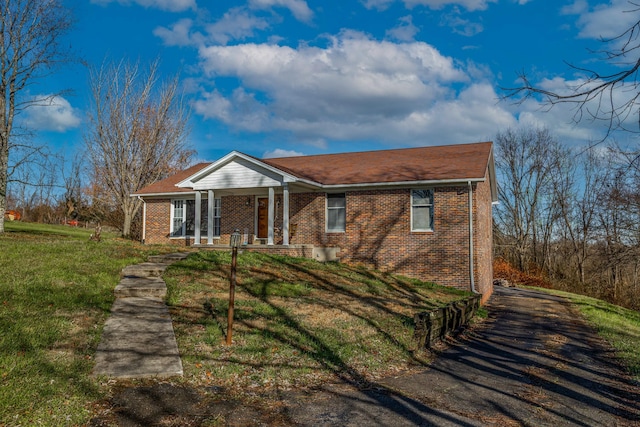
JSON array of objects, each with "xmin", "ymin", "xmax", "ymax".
[{"xmin": 257, "ymin": 198, "xmax": 268, "ymax": 238}]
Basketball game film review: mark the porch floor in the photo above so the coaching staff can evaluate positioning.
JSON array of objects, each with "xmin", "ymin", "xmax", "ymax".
[{"xmin": 191, "ymin": 244, "xmax": 339, "ymax": 262}]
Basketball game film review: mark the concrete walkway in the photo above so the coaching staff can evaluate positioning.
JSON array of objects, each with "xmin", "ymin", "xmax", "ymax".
[{"xmin": 92, "ymin": 253, "xmax": 189, "ymax": 378}]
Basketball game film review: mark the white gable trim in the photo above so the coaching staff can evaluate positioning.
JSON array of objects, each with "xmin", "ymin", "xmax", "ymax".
[{"xmin": 176, "ymin": 151, "xmax": 320, "ymax": 190}]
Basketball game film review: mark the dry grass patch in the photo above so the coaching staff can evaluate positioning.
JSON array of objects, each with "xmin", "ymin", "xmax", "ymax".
[{"xmin": 165, "ymin": 251, "xmax": 472, "ymax": 393}]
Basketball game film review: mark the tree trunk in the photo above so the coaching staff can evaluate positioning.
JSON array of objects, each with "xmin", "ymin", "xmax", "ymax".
[
  {"xmin": 121, "ymin": 195, "xmax": 142, "ymax": 238},
  {"xmin": 122, "ymin": 211, "xmax": 132, "ymax": 237},
  {"xmin": 0, "ymin": 142, "xmax": 7, "ymax": 234}
]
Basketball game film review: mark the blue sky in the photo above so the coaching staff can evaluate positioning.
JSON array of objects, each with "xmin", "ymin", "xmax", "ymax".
[{"xmin": 21, "ymin": 0, "xmax": 639, "ymax": 162}]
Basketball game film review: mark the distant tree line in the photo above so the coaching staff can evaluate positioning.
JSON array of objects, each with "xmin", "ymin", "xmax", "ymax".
[{"xmin": 494, "ymin": 126, "xmax": 640, "ymax": 310}]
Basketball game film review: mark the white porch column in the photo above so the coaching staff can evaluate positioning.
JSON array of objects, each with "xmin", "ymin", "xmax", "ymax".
[
  {"xmin": 283, "ymin": 183, "xmax": 290, "ymax": 246},
  {"xmin": 207, "ymin": 190, "xmax": 214, "ymax": 245},
  {"xmin": 268, "ymin": 187, "xmax": 275, "ymax": 245},
  {"xmin": 194, "ymin": 191, "xmax": 202, "ymax": 245}
]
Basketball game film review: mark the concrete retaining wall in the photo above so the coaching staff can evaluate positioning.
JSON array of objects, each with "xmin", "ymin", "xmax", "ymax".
[{"xmin": 413, "ymin": 295, "xmax": 481, "ymax": 349}]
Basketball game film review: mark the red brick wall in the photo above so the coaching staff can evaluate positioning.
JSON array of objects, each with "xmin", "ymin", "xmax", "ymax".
[
  {"xmin": 474, "ymin": 172, "xmax": 494, "ymax": 302},
  {"xmin": 142, "ymin": 185, "xmax": 494, "ymax": 296},
  {"xmin": 284, "ymin": 188, "xmax": 475, "ymax": 290},
  {"xmin": 144, "ymin": 198, "xmax": 171, "ymax": 245},
  {"xmin": 221, "ymin": 196, "xmax": 256, "ymax": 245}
]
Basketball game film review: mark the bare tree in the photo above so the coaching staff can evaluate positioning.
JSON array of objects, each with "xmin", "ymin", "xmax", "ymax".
[
  {"xmin": 0, "ymin": 0, "xmax": 73, "ymax": 233},
  {"xmin": 553, "ymin": 147, "xmax": 609, "ymax": 287},
  {"xmin": 85, "ymin": 58, "xmax": 193, "ymax": 237},
  {"xmin": 60, "ymin": 153, "xmax": 84, "ymax": 221},
  {"xmin": 494, "ymin": 126, "xmax": 567, "ymax": 272},
  {"xmin": 504, "ymin": 4, "xmax": 640, "ymax": 137}
]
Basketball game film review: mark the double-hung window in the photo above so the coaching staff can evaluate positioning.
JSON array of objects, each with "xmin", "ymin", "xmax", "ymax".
[
  {"xmin": 171, "ymin": 198, "xmax": 221, "ymax": 237},
  {"xmin": 172, "ymin": 200, "xmax": 186, "ymax": 237},
  {"xmin": 411, "ymin": 189, "xmax": 433, "ymax": 231},
  {"xmin": 326, "ymin": 193, "xmax": 346, "ymax": 232},
  {"xmin": 212, "ymin": 198, "xmax": 221, "ymax": 237}
]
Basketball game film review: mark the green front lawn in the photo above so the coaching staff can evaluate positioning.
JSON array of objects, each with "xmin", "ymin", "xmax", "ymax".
[{"xmin": 0, "ymin": 222, "xmax": 165, "ymax": 425}]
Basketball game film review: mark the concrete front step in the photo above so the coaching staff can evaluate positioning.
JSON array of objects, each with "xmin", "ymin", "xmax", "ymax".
[
  {"xmin": 121, "ymin": 262, "xmax": 168, "ymax": 278},
  {"xmin": 148, "ymin": 252, "xmax": 191, "ymax": 264},
  {"xmin": 115, "ymin": 276, "xmax": 167, "ymax": 299},
  {"xmin": 116, "ymin": 253, "xmax": 189, "ymax": 299}
]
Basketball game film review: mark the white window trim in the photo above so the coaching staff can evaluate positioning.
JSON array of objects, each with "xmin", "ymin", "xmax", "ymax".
[
  {"xmin": 212, "ymin": 198, "xmax": 222, "ymax": 238},
  {"xmin": 411, "ymin": 189, "xmax": 434, "ymax": 232},
  {"xmin": 171, "ymin": 199, "xmax": 186, "ymax": 237},
  {"xmin": 170, "ymin": 197, "xmax": 221, "ymax": 238},
  {"xmin": 326, "ymin": 193, "xmax": 346, "ymax": 233}
]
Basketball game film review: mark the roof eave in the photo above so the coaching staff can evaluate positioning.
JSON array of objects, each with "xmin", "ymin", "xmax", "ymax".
[
  {"xmin": 132, "ymin": 191, "xmax": 199, "ymax": 198},
  {"xmin": 320, "ymin": 177, "xmax": 486, "ymax": 190}
]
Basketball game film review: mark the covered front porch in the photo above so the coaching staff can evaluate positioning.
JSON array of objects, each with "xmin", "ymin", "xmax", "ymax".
[
  {"xmin": 174, "ymin": 151, "xmax": 319, "ymax": 248},
  {"xmin": 189, "ymin": 184, "xmax": 293, "ymax": 247}
]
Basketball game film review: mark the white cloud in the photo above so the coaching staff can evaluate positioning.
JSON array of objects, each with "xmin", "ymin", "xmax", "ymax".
[
  {"xmin": 91, "ymin": 0, "xmax": 195, "ymax": 12},
  {"xmin": 205, "ymin": 7, "xmax": 271, "ymax": 45},
  {"xmin": 505, "ymin": 75, "xmax": 636, "ymax": 144},
  {"xmin": 562, "ymin": 0, "xmax": 638, "ymax": 40},
  {"xmin": 440, "ymin": 10, "xmax": 483, "ymax": 36},
  {"xmin": 156, "ymin": 8, "xmax": 272, "ymax": 47},
  {"xmin": 23, "ymin": 96, "xmax": 81, "ymax": 132},
  {"xmin": 153, "ymin": 18, "xmax": 198, "ymax": 47},
  {"xmin": 193, "ymin": 31, "xmax": 529, "ymax": 146},
  {"xmin": 403, "ymin": 0, "xmax": 497, "ymax": 11},
  {"xmin": 386, "ymin": 15, "xmax": 420, "ymax": 41},
  {"xmin": 362, "ymin": 0, "xmax": 395, "ymax": 11},
  {"xmin": 194, "ymin": 88, "xmax": 270, "ymax": 132},
  {"xmin": 155, "ymin": 2, "xmax": 312, "ymax": 47},
  {"xmin": 263, "ymin": 148, "xmax": 305, "ymax": 158},
  {"xmin": 249, "ymin": 0, "xmax": 313, "ymax": 23}
]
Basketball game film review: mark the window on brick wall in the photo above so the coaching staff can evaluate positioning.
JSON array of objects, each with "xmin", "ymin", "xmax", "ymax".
[
  {"xmin": 171, "ymin": 198, "xmax": 221, "ymax": 237},
  {"xmin": 326, "ymin": 193, "xmax": 346, "ymax": 232},
  {"xmin": 212, "ymin": 198, "xmax": 221, "ymax": 237},
  {"xmin": 172, "ymin": 200, "xmax": 185, "ymax": 237},
  {"xmin": 411, "ymin": 189, "xmax": 433, "ymax": 231}
]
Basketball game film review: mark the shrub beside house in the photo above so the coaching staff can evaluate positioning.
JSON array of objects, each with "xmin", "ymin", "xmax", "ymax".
[{"xmin": 133, "ymin": 141, "xmax": 497, "ymax": 302}]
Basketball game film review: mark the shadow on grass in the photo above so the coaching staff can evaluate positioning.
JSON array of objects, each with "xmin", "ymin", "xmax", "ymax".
[
  {"xmin": 159, "ymin": 252, "xmax": 640, "ymax": 426},
  {"xmin": 164, "ymin": 251, "xmax": 484, "ymax": 425}
]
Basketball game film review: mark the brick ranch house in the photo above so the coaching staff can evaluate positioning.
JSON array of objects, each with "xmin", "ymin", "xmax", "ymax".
[{"xmin": 133, "ymin": 141, "xmax": 497, "ymax": 300}]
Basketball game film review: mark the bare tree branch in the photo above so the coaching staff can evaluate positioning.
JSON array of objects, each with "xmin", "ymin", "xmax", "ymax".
[
  {"xmin": 85, "ymin": 57, "xmax": 193, "ymax": 237},
  {"xmin": 502, "ymin": 6, "xmax": 640, "ymax": 138},
  {"xmin": 0, "ymin": 0, "xmax": 73, "ymax": 232}
]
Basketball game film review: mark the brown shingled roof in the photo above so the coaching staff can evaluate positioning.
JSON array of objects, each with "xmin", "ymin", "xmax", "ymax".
[
  {"xmin": 262, "ymin": 141, "xmax": 493, "ymax": 185},
  {"xmin": 134, "ymin": 163, "xmax": 211, "ymax": 195},
  {"xmin": 134, "ymin": 142, "xmax": 493, "ymax": 195}
]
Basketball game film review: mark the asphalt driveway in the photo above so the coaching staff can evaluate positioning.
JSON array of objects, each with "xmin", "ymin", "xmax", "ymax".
[{"xmin": 286, "ymin": 286, "xmax": 640, "ymax": 426}]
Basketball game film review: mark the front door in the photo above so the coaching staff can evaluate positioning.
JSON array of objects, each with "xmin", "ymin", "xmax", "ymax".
[{"xmin": 257, "ymin": 198, "xmax": 268, "ymax": 238}]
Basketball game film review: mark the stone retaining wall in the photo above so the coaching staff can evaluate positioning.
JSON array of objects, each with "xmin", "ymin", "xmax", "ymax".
[{"xmin": 413, "ymin": 295, "xmax": 481, "ymax": 348}]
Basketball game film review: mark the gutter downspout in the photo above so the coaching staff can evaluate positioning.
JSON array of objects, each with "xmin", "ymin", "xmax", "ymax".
[
  {"xmin": 138, "ymin": 196, "xmax": 146, "ymax": 244},
  {"xmin": 468, "ymin": 181, "xmax": 477, "ymax": 294}
]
